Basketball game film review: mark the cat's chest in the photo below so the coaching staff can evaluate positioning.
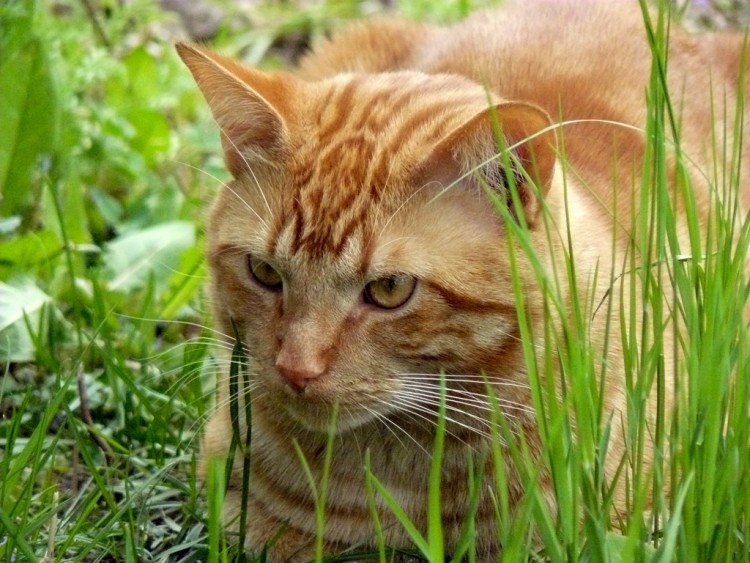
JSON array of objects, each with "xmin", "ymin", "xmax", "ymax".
[{"xmin": 252, "ymin": 409, "xmax": 489, "ymax": 503}]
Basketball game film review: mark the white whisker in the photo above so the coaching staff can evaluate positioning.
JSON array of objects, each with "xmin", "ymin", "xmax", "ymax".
[
  {"xmin": 394, "ymin": 391, "xmax": 495, "ymax": 435},
  {"xmin": 397, "ymin": 382, "xmax": 536, "ymax": 417},
  {"xmin": 359, "ymin": 401, "xmax": 431, "ymax": 457},
  {"xmin": 395, "ymin": 373, "xmax": 532, "ymax": 391},
  {"xmin": 387, "ymin": 396, "xmax": 493, "ymax": 444}
]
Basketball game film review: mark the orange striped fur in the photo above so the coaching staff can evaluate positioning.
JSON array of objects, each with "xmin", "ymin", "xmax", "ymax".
[{"xmin": 177, "ymin": 1, "xmax": 748, "ymax": 559}]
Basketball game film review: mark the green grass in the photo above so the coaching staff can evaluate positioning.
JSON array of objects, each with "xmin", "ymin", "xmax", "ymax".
[{"xmin": 1, "ymin": 0, "xmax": 749, "ymax": 561}]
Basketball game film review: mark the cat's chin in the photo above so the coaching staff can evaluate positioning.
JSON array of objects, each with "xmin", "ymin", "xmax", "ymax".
[
  {"xmin": 270, "ymin": 389, "xmax": 387, "ymax": 435},
  {"xmin": 280, "ymin": 403, "xmax": 375, "ymax": 434}
]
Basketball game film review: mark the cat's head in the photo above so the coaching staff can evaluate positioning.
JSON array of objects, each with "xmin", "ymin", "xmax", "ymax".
[{"xmin": 177, "ymin": 42, "xmax": 558, "ymax": 434}]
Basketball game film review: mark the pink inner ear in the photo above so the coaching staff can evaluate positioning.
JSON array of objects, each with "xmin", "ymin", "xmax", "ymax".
[
  {"xmin": 219, "ymin": 109, "xmax": 287, "ymax": 176},
  {"xmin": 491, "ymin": 103, "xmax": 556, "ymax": 195}
]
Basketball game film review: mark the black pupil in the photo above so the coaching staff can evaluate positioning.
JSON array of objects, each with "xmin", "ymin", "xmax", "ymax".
[{"xmin": 383, "ymin": 277, "xmax": 399, "ymax": 292}]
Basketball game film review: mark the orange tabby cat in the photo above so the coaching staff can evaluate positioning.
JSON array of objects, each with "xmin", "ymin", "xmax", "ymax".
[{"xmin": 177, "ymin": 1, "xmax": 748, "ymax": 559}]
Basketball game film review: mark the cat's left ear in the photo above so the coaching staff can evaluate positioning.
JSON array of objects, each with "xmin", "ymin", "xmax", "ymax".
[
  {"xmin": 418, "ymin": 102, "xmax": 556, "ymax": 225},
  {"xmin": 176, "ymin": 42, "xmax": 292, "ymax": 177}
]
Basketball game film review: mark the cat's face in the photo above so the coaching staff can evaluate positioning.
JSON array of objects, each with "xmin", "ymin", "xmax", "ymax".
[{"xmin": 177, "ymin": 43, "xmax": 556, "ymax": 434}]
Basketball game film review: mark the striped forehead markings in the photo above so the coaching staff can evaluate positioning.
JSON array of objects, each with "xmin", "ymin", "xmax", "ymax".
[{"xmin": 281, "ymin": 77, "xmax": 476, "ymax": 258}]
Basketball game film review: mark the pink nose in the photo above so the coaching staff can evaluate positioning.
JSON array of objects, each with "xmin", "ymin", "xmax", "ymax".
[{"xmin": 275, "ymin": 364, "xmax": 324, "ymax": 393}]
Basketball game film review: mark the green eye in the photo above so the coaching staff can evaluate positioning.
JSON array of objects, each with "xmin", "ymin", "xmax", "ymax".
[
  {"xmin": 248, "ymin": 256, "xmax": 282, "ymax": 290},
  {"xmin": 364, "ymin": 275, "xmax": 416, "ymax": 309}
]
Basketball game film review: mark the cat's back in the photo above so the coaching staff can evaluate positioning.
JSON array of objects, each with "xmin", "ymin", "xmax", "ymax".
[
  {"xmin": 300, "ymin": 1, "xmax": 742, "ymax": 123},
  {"xmin": 298, "ymin": 0, "xmax": 749, "ymax": 231},
  {"xmin": 300, "ymin": 1, "xmax": 650, "ymax": 109},
  {"xmin": 423, "ymin": 2, "xmax": 650, "ymax": 116}
]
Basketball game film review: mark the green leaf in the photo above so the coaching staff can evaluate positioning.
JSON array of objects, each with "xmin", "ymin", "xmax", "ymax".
[
  {"xmin": 603, "ymin": 531, "xmax": 657, "ymax": 563},
  {"xmin": 102, "ymin": 221, "xmax": 196, "ymax": 293},
  {"xmin": 0, "ymin": 505, "xmax": 37, "ymax": 561},
  {"xmin": 0, "ymin": 34, "xmax": 60, "ymax": 215},
  {"xmin": 0, "ymin": 277, "xmax": 53, "ymax": 362},
  {"xmin": 126, "ymin": 108, "xmax": 172, "ymax": 165},
  {"xmin": 0, "ymin": 228, "xmax": 63, "ymax": 278},
  {"xmin": 427, "ymin": 374, "xmax": 446, "ymax": 561},
  {"xmin": 106, "ymin": 46, "xmax": 160, "ymax": 106},
  {"xmin": 89, "ymin": 186, "xmax": 124, "ymax": 226}
]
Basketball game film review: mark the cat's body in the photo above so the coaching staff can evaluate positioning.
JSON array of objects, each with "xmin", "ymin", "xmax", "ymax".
[{"xmin": 177, "ymin": 1, "xmax": 748, "ymax": 560}]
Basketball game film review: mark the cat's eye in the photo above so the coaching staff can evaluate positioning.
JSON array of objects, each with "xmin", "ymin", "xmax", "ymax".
[
  {"xmin": 364, "ymin": 275, "xmax": 416, "ymax": 309},
  {"xmin": 248, "ymin": 256, "xmax": 283, "ymax": 290}
]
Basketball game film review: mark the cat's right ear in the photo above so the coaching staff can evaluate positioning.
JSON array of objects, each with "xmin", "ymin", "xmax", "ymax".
[
  {"xmin": 417, "ymin": 101, "xmax": 556, "ymax": 226},
  {"xmin": 176, "ymin": 42, "xmax": 291, "ymax": 177}
]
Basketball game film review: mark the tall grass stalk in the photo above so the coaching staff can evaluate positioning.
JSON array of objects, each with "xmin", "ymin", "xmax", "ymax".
[
  {"xmin": 426, "ymin": 374, "xmax": 447, "ymax": 562},
  {"xmin": 292, "ymin": 403, "xmax": 339, "ymax": 562}
]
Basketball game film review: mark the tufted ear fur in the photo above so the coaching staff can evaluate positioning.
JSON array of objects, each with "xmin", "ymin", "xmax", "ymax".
[
  {"xmin": 176, "ymin": 42, "xmax": 292, "ymax": 177},
  {"xmin": 418, "ymin": 101, "xmax": 556, "ymax": 225}
]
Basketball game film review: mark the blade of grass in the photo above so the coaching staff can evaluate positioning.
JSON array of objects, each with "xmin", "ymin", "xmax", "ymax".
[
  {"xmin": 366, "ymin": 471, "xmax": 430, "ymax": 557},
  {"xmin": 292, "ymin": 402, "xmax": 338, "ymax": 561},
  {"xmin": 364, "ymin": 450, "xmax": 387, "ymax": 563},
  {"xmin": 426, "ymin": 372, "xmax": 446, "ymax": 562}
]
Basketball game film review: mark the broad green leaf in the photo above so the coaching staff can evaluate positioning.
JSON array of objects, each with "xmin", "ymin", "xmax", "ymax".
[
  {"xmin": 103, "ymin": 220, "xmax": 195, "ymax": 293},
  {"xmin": 89, "ymin": 186, "xmax": 124, "ymax": 226},
  {"xmin": 0, "ymin": 229, "xmax": 62, "ymax": 279},
  {"xmin": 0, "ymin": 277, "xmax": 52, "ymax": 361},
  {"xmin": 0, "ymin": 35, "xmax": 60, "ymax": 215}
]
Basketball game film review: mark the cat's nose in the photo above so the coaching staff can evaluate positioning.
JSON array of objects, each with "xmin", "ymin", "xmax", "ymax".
[
  {"xmin": 275, "ymin": 332, "xmax": 330, "ymax": 392},
  {"xmin": 275, "ymin": 362, "xmax": 325, "ymax": 393}
]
